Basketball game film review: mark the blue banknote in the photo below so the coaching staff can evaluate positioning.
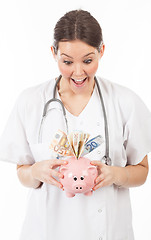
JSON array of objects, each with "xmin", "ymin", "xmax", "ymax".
[{"xmin": 81, "ymin": 135, "xmax": 104, "ymax": 156}]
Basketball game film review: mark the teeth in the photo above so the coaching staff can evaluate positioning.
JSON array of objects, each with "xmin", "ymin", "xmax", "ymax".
[
  {"xmin": 72, "ymin": 78, "xmax": 87, "ymax": 82},
  {"xmin": 75, "ymin": 79, "xmax": 83, "ymax": 82}
]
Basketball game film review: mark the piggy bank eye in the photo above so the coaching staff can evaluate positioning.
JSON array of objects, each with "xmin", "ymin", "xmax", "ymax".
[
  {"xmin": 73, "ymin": 176, "xmax": 77, "ymax": 181},
  {"xmin": 80, "ymin": 176, "xmax": 84, "ymax": 180}
]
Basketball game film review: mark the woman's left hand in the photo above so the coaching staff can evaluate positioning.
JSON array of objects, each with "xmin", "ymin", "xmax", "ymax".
[
  {"xmin": 91, "ymin": 155, "xmax": 148, "ymax": 190},
  {"xmin": 90, "ymin": 161, "xmax": 116, "ymax": 191}
]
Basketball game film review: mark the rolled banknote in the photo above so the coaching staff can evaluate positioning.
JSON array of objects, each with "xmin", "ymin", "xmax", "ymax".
[
  {"xmin": 68, "ymin": 131, "xmax": 90, "ymax": 159},
  {"xmin": 73, "ymin": 131, "xmax": 80, "ymax": 158},
  {"xmin": 81, "ymin": 135, "xmax": 104, "ymax": 156},
  {"xmin": 77, "ymin": 132, "xmax": 90, "ymax": 159},
  {"xmin": 67, "ymin": 132, "xmax": 75, "ymax": 156}
]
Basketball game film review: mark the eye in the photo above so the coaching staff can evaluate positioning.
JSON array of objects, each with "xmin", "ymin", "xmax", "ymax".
[
  {"xmin": 73, "ymin": 176, "xmax": 78, "ymax": 181},
  {"xmin": 80, "ymin": 176, "xmax": 84, "ymax": 180},
  {"xmin": 84, "ymin": 59, "xmax": 92, "ymax": 64},
  {"xmin": 63, "ymin": 60, "xmax": 73, "ymax": 65}
]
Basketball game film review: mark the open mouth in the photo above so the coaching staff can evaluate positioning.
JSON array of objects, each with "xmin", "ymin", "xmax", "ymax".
[{"xmin": 71, "ymin": 77, "xmax": 87, "ymax": 86}]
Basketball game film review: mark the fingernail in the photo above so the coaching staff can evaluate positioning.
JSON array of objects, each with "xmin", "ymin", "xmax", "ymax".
[{"xmin": 95, "ymin": 179, "xmax": 98, "ymax": 184}]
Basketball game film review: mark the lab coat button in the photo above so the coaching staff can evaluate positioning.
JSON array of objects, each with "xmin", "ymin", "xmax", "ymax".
[
  {"xmin": 99, "ymin": 237, "xmax": 103, "ymax": 240},
  {"xmin": 97, "ymin": 122, "xmax": 100, "ymax": 126},
  {"xmin": 97, "ymin": 150, "xmax": 101, "ymax": 154},
  {"xmin": 98, "ymin": 209, "xmax": 102, "ymax": 213}
]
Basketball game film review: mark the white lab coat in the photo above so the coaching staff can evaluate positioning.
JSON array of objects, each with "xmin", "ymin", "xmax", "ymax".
[{"xmin": 0, "ymin": 77, "xmax": 151, "ymax": 240}]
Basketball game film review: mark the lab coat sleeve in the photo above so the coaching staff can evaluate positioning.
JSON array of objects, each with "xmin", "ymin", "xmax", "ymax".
[
  {"xmin": 0, "ymin": 92, "xmax": 35, "ymax": 165},
  {"xmin": 123, "ymin": 92, "xmax": 151, "ymax": 165}
]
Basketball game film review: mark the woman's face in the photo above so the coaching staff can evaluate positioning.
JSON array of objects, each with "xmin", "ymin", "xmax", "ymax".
[{"xmin": 51, "ymin": 39, "xmax": 105, "ymax": 95}]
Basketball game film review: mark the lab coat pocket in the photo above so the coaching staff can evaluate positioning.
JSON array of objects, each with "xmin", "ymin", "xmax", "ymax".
[
  {"xmin": 29, "ymin": 142, "xmax": 54, "ymax": 162},
  {"xmin": 29, "ymin": 142, "xmax": 70, "ymax": 163}
]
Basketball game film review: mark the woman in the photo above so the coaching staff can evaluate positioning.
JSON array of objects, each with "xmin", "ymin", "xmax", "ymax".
[{"xmin": 0, "ymin": 9, "xmax": 151, "ymax": 240}]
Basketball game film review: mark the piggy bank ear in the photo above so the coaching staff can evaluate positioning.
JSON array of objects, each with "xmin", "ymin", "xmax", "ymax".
[
  {"xmin": 87, "ymin": 166, "xmax": 97, "ymax": 176},
  {"xmin": 60, "ymin": 166, "xmax": 68, "ymax": 174}
]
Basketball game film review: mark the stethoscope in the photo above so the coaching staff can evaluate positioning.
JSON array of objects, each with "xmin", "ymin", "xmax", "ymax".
[{"xmin": 39, "ymin": 75, "xmax": 111, "ymax": 165}]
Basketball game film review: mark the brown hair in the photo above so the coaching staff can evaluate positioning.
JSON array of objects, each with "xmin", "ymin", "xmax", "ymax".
[{"xmin": 53, "ymin": 9, "xmax": 103, "ymax": 54}]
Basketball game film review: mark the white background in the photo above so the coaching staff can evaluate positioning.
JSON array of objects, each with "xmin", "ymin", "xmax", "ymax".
[{"xmin": 0, "ymin": 0, "xmax": 151, "ymax": 239}]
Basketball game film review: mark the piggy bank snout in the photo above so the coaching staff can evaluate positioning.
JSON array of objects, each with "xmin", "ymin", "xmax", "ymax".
[
  {"xmin": 73, "ymin": 176, "xmax": 86, "ymax": 192},
  {"xmin": 74, "ymin": 186, "xmax": 85, "ymax": 192},
  {"xmin": 74, "ymin": 184, "xmax": 85, "ymax": 191}
]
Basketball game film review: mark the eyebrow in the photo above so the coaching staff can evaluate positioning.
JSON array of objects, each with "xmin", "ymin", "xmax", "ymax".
[{"xmin": 60, "ymin": 52, "xmax": 95, "ymax": 59}]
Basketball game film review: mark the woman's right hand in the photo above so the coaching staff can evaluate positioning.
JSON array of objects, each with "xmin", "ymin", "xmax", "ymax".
[{"xmin": 31, "ymin": 159, "xmax": 68, "ymax": 189}]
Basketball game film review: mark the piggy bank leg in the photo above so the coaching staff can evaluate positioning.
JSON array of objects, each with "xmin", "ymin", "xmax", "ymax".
[
  {"xmin": 66, "ymin": 192, "xmax": 75, "ymax": 198},
  {"xmin": 84, "ymin": 190, "xmax": 93, "ymax": 196}
]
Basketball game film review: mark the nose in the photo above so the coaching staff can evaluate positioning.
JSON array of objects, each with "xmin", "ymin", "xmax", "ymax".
[
  {"xmin": 73, "ymin": 63, "xmax": 84, "ymax": 77},
  {"xmin": 74, "ymin": 183, "xmax": 85, "ymax": 192},
  {"xmin": 75, "ymin": 186, "xmax": 83, "ymax": 190}
]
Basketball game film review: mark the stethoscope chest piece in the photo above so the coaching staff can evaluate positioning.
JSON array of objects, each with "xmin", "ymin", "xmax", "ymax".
[{"xmin": 101, "ymin": 156, "xmax": 112, "ymax": 166}]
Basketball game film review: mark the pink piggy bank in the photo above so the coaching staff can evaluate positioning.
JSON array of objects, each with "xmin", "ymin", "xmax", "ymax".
[{"xmin": 59, "ymin": 157, "xmax": 98, "ymax": 198}]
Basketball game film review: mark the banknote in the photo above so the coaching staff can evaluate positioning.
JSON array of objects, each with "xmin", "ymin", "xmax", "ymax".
[
  {"xmin": 68, "ymin": 131, "xmax": 79, "ymax": 158},
  {"xmin": 81, "ymin": 135, "xmax": 104, "ymax": 156},
  {"xmin": 50, "ymin": 130, "xmax": 102, "ymax": 160},
  {"xmin": 78, "ymin": 132, "xmax": 90, "ymax": 159},
  {"xmin": 68, "ymin": 131, "xmax": 90, "ymax": 159},
  {"xmin": 73, "ymin": 131, "xmax": 79, "ymax": 158},
  {"xmin": 67, "ymin": 132, "xmax": 75, "ymax": 156},
  {"xmin": 50, "ymin": 129, "xmax": 74, "ymax": 156}
]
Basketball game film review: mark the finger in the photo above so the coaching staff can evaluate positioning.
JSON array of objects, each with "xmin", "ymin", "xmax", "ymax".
[
  {"xmin": 50, "ymin": 169, "xmax": 64, "ymax": 179},
  {"xmin": 50, "ymin": 160, "xmax": 68, "ymax": 169},
  {"xmin": 90, "ymin": 161, "xmax": 104, "ymax": 167},
  {"xmin": 47, "ymin": 176, "xmax": 63, "ymax": 189},
  {"xmin": 56, "ymin": 160, "xmax": 68, "ymax": 165},
  {"xmin": 93, "ymin": 180, "xmax": 105, "ymax": 191},
  {"xmin": 95, "ymin": 174, "xmax": 104, "ymax": 184}
]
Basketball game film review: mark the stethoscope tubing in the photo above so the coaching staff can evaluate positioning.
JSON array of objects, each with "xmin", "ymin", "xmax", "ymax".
[{"xmin": 39, "ymin": 75, "xmax": 111, "ymax": 165}]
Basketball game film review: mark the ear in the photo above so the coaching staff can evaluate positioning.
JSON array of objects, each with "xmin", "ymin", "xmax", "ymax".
[
  {"xmin": 99, "ymin": 43, "xmax": 105, "ymax": 58},
  {"xmin": 87, "ymin": 166, "xmax": 98, "ymax": 176},
  {"xmin": 51, "ymin": 45, "xmax": 57, "ymax": 60}
]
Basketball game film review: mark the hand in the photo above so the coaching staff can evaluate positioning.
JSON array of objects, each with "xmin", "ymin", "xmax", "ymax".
[
  {"xmin": 90, "ymin": 161, "xmax": 116, "ymax": 191},
  {"xmin": 31, "ymin": 159, "xmax": 68, "ymax": 189}
]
